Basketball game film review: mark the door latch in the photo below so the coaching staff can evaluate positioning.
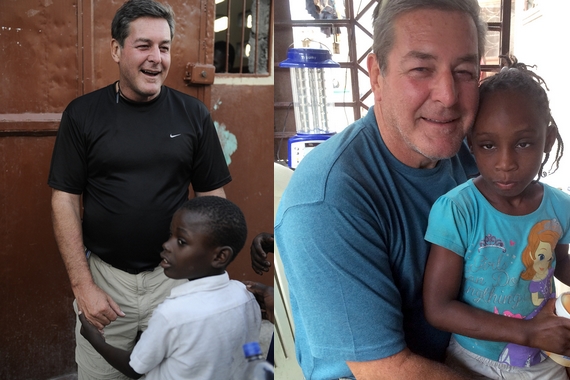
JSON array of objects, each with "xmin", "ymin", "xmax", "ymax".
[{"xmin": 184, "ymin": 63, "xmax": 215, "ymax": 85}]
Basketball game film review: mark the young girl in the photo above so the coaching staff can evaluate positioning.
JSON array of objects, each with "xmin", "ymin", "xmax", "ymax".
[{"xmin": 423, "ymin": 56, "xmax": 570, "ymax": 379}]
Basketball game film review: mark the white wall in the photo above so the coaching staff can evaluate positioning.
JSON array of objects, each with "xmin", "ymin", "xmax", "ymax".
[{"xmin": 512, "ymin": 0, "xmax": 570, "ymax": 191}]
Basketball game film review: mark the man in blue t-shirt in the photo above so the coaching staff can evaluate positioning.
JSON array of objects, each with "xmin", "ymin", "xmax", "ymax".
[
  {"xmin": 48, "ymin": 1, "xmax": 230, "ymax": 378},
  {"xmin": 275, "ymin": 1, "xmax": 484, "ymax": 378}
]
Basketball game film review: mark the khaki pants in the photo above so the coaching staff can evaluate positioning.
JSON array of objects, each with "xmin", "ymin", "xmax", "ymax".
[{"xmin": 74, "ymin": 253, "xmax": 185, "ymax": 379}]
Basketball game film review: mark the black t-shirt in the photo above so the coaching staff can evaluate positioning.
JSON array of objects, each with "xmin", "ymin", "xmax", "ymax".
[{"xmin": 48, "ymin": 83, "xmax": 231, "ymax": 271}]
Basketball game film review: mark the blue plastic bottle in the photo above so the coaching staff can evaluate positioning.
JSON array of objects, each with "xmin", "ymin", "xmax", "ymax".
[{"xmin": 243, "ymin": 341, "xmax": 274, "ymax": 380}]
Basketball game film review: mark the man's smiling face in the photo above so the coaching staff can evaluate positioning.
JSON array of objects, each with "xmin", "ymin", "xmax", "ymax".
[{"xmin": 111, "ymin": 16, "xmax": 171, "ymax": 102}]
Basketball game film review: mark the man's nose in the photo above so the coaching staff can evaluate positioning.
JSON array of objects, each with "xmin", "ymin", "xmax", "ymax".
[
  {"xmin": 432, "ymin": 71, "xmax": 458, "ymax": 108},
  {"xmin": 147, "ymin": 45, "xmax": 162, "ymax": 63}
]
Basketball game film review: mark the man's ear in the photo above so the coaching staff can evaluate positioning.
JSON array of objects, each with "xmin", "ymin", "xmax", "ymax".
[
  {"xmin": 367, "ymin": 53, "xmax": 383, "ymax": 102},
  {"xmin": 111, "ymin": 39, "xmax": 121, "ymax": 64},
  {"xmin": 212, "ymin": 246, "xmax": 233, "ymax": 269}
]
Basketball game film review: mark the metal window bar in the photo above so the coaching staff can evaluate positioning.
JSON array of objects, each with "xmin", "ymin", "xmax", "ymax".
[
  {"xmin": 224, "ymin": 0, "xmax": 232, "ymax": 73},
  {"xmin": 238, "ymin": 0, "xmax": 246, "ymax": 73},
  {"xmin": 216, "ymin": 0, "xmax": 270, "ymax": 75}
]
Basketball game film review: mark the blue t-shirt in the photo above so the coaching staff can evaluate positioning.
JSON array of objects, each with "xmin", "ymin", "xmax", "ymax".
[
  {"xmin": 425, "ymin": 179, "xmax": 570, "ymax": 367},
  {"xmin": 275, "ymin": 109, "xmax": 477, "ymax": 379}
]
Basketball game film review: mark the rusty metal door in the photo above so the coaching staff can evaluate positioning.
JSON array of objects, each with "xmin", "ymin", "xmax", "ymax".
[{"xmin": 0, "ymin": 0, "xmax": 213, "ymax": 378}]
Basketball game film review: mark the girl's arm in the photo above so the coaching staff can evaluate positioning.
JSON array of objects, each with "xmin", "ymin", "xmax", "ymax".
[
  {"xmin": 554, "ymin": 244, "xmax": 570, "ymax": 286},
  {"xmin": 423, "ymin": 244, "xmax": 570, "ymax": 353}
]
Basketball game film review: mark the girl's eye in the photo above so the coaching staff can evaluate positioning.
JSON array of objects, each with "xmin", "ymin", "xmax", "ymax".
[
  {"xmin": 177, "ymin": 239, "xmax": 185, "ymax": 246},
  {"xmin": 481, "ymin": 144, "xmax": 494, "ymax": 150},
  {"xmin": 538, "ymin": 254, "xmax": 545, "ymax": 261}
]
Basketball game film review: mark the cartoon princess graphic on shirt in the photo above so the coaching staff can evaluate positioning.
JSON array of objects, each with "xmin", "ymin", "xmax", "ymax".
[
  {"xmin": 520, "ymin": 219, "xmax": 561, "ymax": 305},
  {"xmin": 499, "ymin": 219, "xmax": 561, "ymax": 367}
]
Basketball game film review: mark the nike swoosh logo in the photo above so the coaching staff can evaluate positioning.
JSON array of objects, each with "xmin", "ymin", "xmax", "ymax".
[{"xmin": 170, "ymin": 134, "xmax": 181, "ymax": 138}]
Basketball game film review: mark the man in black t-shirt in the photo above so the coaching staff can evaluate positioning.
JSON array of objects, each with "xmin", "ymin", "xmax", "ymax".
[{"xmin": 48, "ymin": 1, "xmax": 230, "ymax": 378}]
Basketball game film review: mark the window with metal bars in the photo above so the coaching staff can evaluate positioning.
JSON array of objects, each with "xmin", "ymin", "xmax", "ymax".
[{"xmin": 214, "ymin": 0, "xmax": 272, "ymax": 75}]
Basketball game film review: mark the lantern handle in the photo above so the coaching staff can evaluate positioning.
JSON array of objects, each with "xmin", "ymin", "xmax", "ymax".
[{"xmin": 289, "ymin": 39, "xmax": 333, "ymax": 54}]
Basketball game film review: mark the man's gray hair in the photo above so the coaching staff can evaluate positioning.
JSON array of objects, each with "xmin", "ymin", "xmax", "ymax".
[{"xmin": 372, "ymin": 0, "xmax": 486, "ymax": 74}]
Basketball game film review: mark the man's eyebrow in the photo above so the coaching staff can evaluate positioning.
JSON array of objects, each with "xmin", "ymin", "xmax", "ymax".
[
  {"xmin": 402, "ymin": 51, "xmax": 479, "ymax": 65},
  {"xmin": 403, "ymin": 51, "xmax": 436, "ymax": 61},
  {"xmin": 457, "ymin": 54, "xmax": 479, "ymax": 64},
  {"xmin": 133, "ymin": 38, "xmax": 171, "ymax": 45}
]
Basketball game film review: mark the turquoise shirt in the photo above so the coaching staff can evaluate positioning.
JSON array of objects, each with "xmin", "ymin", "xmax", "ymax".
[{"xmin": 425, "ymin": 179, "xmax": 570, "ymax": 366}]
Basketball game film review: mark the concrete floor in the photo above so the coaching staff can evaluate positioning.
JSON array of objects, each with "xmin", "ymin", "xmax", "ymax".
[{"xmin": 48, "ymin": 320, "xmax": 274, "ymax": 379}]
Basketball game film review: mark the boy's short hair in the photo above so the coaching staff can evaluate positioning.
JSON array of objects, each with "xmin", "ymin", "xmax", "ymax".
[
  {"xmin": 112, "ymin": 0, "xmax": 175, "ymax": 47},
  {"xmin": 180, "ymin": 196, "xmax": 247, "ymax": 263}
]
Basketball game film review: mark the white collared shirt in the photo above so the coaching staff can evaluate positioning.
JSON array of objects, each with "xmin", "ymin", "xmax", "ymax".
[{"xmin": 130, "ymin": 272, "xmax": 261, "ymax": 379}]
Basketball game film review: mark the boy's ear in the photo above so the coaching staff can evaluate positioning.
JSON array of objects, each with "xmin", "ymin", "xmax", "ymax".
[{"xmin": 212, "ymin": 246, "xmax": 233, "ymax": 269}]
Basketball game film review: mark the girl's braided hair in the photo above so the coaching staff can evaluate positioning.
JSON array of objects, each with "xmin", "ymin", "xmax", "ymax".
[{"xmin": 479, "ymin": 55, "xmax": 563, "ymax": 179}]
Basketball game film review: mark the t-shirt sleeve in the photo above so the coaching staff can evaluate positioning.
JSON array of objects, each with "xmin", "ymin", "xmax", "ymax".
[
  {"xmin": 129, "ymin": 312, "xmax": 170, "ymax": 375},
  {"xmin": 47, "ymin": 108, "xmax": 87, "ymax": 194},
  {"xmin": 275, "ymin": 201, "xmax": 407, "ymax": 362},
  {"xmin": 548, "ymin": 187, "xmax": 570, "ymax": 245},
  {"xmin": 190, "ymin": 110, "xmax": 232, "ymax": 192},
  {"xmin": 424, "ymin": 194, "xmax": 469, "ymax": 257}
]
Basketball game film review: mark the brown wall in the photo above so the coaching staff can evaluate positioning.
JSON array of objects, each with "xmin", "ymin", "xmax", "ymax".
[
  {"xmin": 0, "ymin": 0, "xmax": 273, "ymax": 378},
  {"xmin": 211, "ymin": 84, "xmax": 275, "ymax": 284},
  {"xmin": 0, "ymin": 135, "xmax": 77, "ymax": 378},
  {"xmin": 1, "ymin": 1, "xmax": 79, "ymax": 377}
]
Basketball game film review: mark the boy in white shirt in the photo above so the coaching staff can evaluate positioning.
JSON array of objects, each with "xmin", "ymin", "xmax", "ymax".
[{"xmin": 79, "ymin": 196, "xmax": 261, "ymax": 379}]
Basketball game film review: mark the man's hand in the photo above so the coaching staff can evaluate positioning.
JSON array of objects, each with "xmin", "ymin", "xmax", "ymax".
[
  {"xmin": 250, "ymin": 233, "xmax": 274, "ymax": 275},
  {"xmin": 75, "ymin": 282, "xmax": 125, "ymax": 331},
  {"xmin": 243, "ymin": 280, "xmax": 274, "ymax": 323}
]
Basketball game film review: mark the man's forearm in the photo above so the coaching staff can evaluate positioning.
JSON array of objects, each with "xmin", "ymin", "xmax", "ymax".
[
  {"xmin": 347, "ymin": 348, "xmax": 470, "ymax": 380},
  {"xmin": 51, "ymin": 189, "xmax": 92, "ymax": 290}
]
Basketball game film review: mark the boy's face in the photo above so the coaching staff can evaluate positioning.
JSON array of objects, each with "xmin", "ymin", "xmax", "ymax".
[{"xmin": 160, "ymin": 209, "xmax": 217, "ymax": 280}]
